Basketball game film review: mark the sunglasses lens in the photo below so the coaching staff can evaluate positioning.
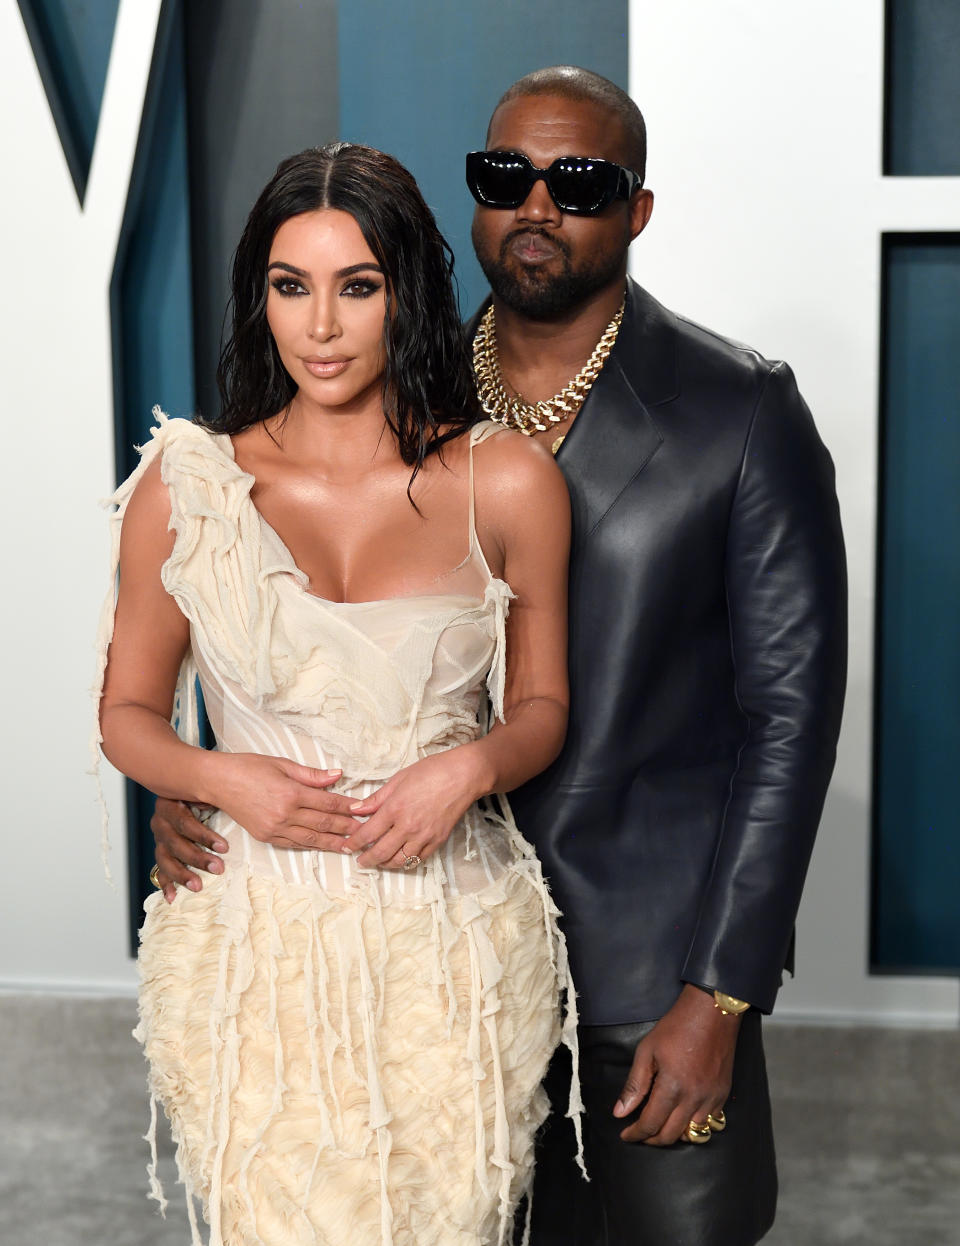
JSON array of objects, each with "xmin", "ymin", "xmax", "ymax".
[
  {"xmin": 466, "ymin": 152, "xmax": 631, "ymax": 215},
  {"xmin": 549, "ymin": 158, "xmax": 619, "ymax": 213},
  {"xmin": 467, "ymin": 152, "xmax": 532, "ymax": 207}
]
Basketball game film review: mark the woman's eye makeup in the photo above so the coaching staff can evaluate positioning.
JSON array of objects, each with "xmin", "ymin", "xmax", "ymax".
[
  {"xmin": 267, "ymin": 271, "xmax": 383, "ymax": 299},
  {"xmin": 342, "ymin": 278, "xmax": 382, "ymax": 299},
  {"xmin": 270, "ymin": 275, "xmax": 307, "ymax": 297}
]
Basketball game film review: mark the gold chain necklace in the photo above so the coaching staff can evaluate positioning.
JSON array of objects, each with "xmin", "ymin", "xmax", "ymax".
[{"xmin": 473, "ymin": 297, "xmax": 625, "ymax": 452}]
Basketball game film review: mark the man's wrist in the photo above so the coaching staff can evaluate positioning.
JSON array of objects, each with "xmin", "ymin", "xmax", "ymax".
[{"xmin": 684, "ymin": 982, "xmax": 752, "ymax": 1016}]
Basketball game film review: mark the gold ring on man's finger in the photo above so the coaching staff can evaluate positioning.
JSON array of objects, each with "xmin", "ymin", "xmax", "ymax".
[{"xmin": 149, "ymin": 864, "xmax": 162, "ymax": 889}]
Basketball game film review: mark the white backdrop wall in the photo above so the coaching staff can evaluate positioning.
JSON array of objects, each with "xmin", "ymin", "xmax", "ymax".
[
  {"xmin": 0, "ymin": 0, "xmax": 163, "ymax": 995},
  {"xmin": 1, "ymin": 0, "xmax": 957, "ymax": 1023},
  {"xmin": 630, "ymin": 0, "xmax": 960, "ymax": 1025}
]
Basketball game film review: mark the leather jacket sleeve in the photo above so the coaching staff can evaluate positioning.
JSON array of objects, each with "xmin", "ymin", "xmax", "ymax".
[{"xmin": 680, "ymin": 361, "xmax": 848, "ymax": 1012}]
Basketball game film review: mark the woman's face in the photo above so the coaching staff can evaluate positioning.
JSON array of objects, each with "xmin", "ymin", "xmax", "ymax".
[{"xmin": 265, "ymin": 208, "xmax": 387, "ymax": 414}]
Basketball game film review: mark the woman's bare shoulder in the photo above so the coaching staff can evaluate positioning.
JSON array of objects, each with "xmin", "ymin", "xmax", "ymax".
[{"xmin": 472, "ymin": 425, "xmax": 568, "ymax": 504}]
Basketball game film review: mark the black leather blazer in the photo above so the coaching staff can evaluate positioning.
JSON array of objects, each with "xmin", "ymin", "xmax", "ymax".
[{"xmin": 468, "ymin": 279, "xmax": 848, "ymax": 1025}]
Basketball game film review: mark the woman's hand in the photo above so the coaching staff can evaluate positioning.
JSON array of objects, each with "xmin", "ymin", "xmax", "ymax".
[
  {"xmin": 210, "ymin": 753, "xmax": 363, "ymax": 850},
  {"xmin": 342, "ymin": 748, "xmax": 490, "ymax": 869}
]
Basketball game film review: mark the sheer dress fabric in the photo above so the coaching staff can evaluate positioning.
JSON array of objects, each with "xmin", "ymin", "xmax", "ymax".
[{"xmin": 92, "ymin": 413, "xmax": 581, "ymax": 1246}]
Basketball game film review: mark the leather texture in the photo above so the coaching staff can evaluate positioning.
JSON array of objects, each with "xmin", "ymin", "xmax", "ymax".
[
  {"xmin": 468, "ymin": 279, "xmax": 848, "ymax": 1024},
  {"xmin": 518, "ymin": 1014, "xmax": 777, "ymax": 1246}
]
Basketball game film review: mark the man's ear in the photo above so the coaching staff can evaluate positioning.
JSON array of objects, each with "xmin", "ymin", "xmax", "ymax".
[{"xmin": 629, "ymin": 189, "xmax": 654, "ymax": 241}]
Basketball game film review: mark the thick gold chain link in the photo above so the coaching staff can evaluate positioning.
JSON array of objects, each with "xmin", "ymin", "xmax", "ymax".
[{"xmin": 473, "ymin": 298, "xmax": 625, "ymax": 437}]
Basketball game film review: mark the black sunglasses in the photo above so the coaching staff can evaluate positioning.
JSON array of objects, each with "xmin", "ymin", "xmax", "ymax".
[{"xmin": 466, "ymin": 149, "xmax": 642, "ymax": 216}]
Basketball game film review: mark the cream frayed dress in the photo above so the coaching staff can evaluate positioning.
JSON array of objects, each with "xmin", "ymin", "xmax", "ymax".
[{"xmin": 93, "ymin": 413, "xmax": 581, "ymax": 1246}]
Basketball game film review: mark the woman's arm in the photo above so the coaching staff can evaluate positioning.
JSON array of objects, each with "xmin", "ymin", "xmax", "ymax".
[
  {"xmin": 347, "ymin": 431, "xmax": 570, "ymax": 867},
  {"xmin": 99, "ymin": 459, "xmax": 360, "ymax": 850}
]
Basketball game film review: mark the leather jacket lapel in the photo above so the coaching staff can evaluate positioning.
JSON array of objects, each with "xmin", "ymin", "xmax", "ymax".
[
  {"xmin": 557, "ymin": 279, "xmax": 680, "ymax": 540},
  {"xmin": 557, "ymin": 357, "xmax": 663, "ymax": 541}
]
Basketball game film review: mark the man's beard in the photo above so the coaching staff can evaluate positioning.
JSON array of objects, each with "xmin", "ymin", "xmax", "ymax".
[{"xmin": 472, "ymin": 224, "xmax": 623, "ymax": 321}]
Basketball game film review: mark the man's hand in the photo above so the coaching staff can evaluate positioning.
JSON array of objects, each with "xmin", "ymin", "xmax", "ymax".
[
  {"xmin": 150, "ymin": 763, "xmax": 362, "ymax": 903},
  {"xmin": 612, "ymin": 984, "xmax": 741, "ymax": 1146},
  {"xmin": 151, "ymin": 800, "xmax": 226, "ymax": 903}
]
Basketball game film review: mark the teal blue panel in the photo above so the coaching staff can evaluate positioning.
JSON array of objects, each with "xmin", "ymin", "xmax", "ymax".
[
  {"xmin": 874, "ymin": 235, "xmax": 960, "ymax": 974},
  {"xmin": 16, "ymin": 0, "xmax": 120, "ymax": 201},
  {"xmin": 339, "ymin": 0, "xmax": 628, "ymax": 316},
  {"xmin": 111, "ymin": 2, "xmax": 194, "ymax": 479},
  {"xmin": 885, "ymin": 0, "xmax": 960, "ymax": 174},
  {"xmin": 109, "ymin": 0, "xmax": 195, "ymax": 951}
]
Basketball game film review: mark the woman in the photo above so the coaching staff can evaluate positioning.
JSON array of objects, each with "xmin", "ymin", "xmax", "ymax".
[{"xmin": 94, "ymin": 143, "xmax": 577, "ymax": 1246}]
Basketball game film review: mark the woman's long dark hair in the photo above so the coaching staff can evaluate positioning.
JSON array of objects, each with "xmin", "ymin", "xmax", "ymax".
[{"xmin": 209, "ymin": 143, "xmax": 479, "ymax": 473}]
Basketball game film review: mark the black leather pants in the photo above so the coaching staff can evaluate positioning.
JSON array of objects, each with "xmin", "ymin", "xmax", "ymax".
[{"xmin": 517, "ymin": 1012, "xmax": 777, "ymax": 1246}]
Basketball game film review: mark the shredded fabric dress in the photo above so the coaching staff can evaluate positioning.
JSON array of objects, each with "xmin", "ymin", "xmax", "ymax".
[{"xmin": 92, "ymin": 412, "xmax": 582, "ymax": 1246}]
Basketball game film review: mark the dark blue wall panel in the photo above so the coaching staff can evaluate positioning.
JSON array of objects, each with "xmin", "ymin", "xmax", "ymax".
[
  {"xmin": 16, "ymin": 0, "xmax": 120, "ymax": 201},
  {"xmin": 885, "ymin": 0, "xmax": 960, "ymax": 175},
  {"xmin": 873, "ymin": 234, "xmax": 960, "ymax": 974},
  {"xmin": 339, "ymin": 0, "xmax": 628, "ymax": 316},
  {"xmin": 110, "ymin": 0, "xmax": 195, "ymax": 948}
]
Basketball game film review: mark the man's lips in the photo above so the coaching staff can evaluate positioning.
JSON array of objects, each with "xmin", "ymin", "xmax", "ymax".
[
  {"xmin": 302, "ymin": 356, "xmax": 351, "ymax": 377},
  {"xmin": 506, "ymin": 231, "xmax": 560, "ymax": 264}
]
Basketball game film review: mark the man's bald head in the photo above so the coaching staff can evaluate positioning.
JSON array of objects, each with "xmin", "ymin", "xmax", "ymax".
[{"xmin": 488, "ymin": 66, "xmax": 647, "ymax": 183}]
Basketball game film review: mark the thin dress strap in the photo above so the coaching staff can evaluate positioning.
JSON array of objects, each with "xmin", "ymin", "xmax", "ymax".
[{"xmin": 467, "ymin": 420, "xmax": 506, "ymax": 555}]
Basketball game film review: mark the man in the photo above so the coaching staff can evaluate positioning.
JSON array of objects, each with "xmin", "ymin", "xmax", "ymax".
[{"xmin": 151, "ymin": 67, "xmax": 846, "ymax": 1245}]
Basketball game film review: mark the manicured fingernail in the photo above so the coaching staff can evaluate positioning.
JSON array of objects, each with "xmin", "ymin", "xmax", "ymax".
[
  {"xmin": 212, "ymin": 840, "xmax": 228, "ymax": 852},
  {"xmin": 349, "ymin": 801, "xmax": 364, "ymax": 811},
  {"xmin": 328, "ymin": 769, "xmax": 342, "ymax": 776},
  {"xmin": 207, "ymin": 859, "xmax": 224, "ymax": 874}
]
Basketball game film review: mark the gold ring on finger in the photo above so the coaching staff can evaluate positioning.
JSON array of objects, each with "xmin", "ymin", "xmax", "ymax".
[
  {"xmin": 684, "ymin": 1120, "xmax": 712, "ymax": 1144},
  {"xmin": 402, "ymin": 854, "xmax": 422, "ymax": 870},
  {"xmin": 707, "ymin": 1110, "xmax": 726, "ymax": 1133},
  {"xmin": 149, "ymin": 864, "xmax": 162, "ymax": 889}
]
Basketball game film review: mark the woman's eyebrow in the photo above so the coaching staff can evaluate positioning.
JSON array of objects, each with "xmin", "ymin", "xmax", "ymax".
[
  {"xmin": 267, "ymin": 261, "xmax": 308, "ymax": 276},
  {"xmin": 335, "ymin": 262, "xmax": 383, "ymax": 278},
  {"xmin": 266, "ymin": 261, "xmax": 383, "ymax": 278}
]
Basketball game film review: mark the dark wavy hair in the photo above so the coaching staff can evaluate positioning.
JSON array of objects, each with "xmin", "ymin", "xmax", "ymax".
[{"xmin": 208, "ymin": 143, "xmax": 479, "ymax": 473}]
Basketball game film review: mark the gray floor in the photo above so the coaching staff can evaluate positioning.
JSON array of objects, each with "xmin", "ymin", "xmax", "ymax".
[{"xmin": 1, "ymin": 995, "xmax": 958, "ymax": 1245}]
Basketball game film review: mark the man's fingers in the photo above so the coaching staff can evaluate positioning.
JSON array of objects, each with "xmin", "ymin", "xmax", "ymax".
[
  {"xmin": 618, "ymin": 1077, "xmax": 679, "ymax": 1143},
  {"xmin": 152, "ymin": 865, "xmax": 183, "ymax": 905},
  {"xmin": 153, "ymin": 801, "xmax": 229, "ymax": 854},
  {"xmin": 640, "ymin": 1102, "xmax": 707, "ymax": 1148},
  {"xmin": 613, "ymin": 1046, "xmax": 654, "ymax": 1118},
  {"xmin": 158, "ymin": 830, "xmax": 225, "ymax": 876},
  {"xmin": 154, "ymin": 844, "xmax": 205, "ymax": 892}
]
